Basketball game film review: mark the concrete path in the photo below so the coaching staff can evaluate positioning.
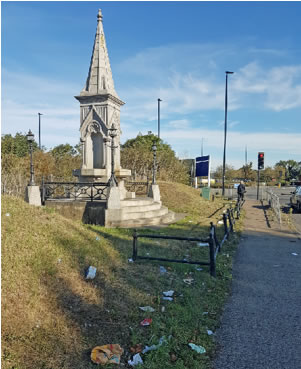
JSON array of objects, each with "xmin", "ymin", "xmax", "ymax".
[{"xmin": 213, "ymin": 200, "xmax": 301, "ymax": 369}]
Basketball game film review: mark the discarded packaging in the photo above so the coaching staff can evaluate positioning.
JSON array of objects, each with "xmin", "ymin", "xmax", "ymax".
[
  {"xmin": 91, "ymin": 344, "xmax": 124, "ymax": 365},
  {"xmin": 163, "ymin": 290, "xmax": 174, "ymax": 297},
  {"xmin": 96, "ymin": 236, "xmax": 100, "ymax": 241},
  {"xmin": 159, "ymin": 266, "xmax": 167, "ymax": 274},
  {"xmin": 197, "ymin": 242, "xmax": 209, "ymax": 247},
  {"xmin": 292, "ymin": 253, "xmax": 298, "ymax": 256},
  {"xmin": 218, "ymin": 220, "xmax": 224, "ymax": 224},
  {"xmin": 183, "ymin": 278, "xmax": 194, "ymax": 285},
  {"xmin": 86, "ymin": 266, "xmax": 97, "ymax": 279},
  {"xmin": 139, "ymin": 306, "xmax": 155, "ymax": 312},
  {"xmin": 140, "ymin": 318, "xmax": 152, "ymax": 326},
  {"xmin": 196, "ymin": 267, "xmax": 203, "ymax": 271},
  {"xmin": 142, "ymin": 336, "xmax": 171, "ymax": 354},
  {"xmin": 162, "ymin": 297, "xmax": 173, "ymax": 301},
  {"xmin": 207, "ymin": 330, "xmax": 213, "ymax": 335},
  {"xmin": 128, "ymin": 353, "xmax": 143, "ymax": 366},
  {"xmin": 188, "ymin": 343, "xmax": 206, "ymax": 354},
  {"xmin": 128, "ymin": 258, "xmax": 134, "ymax": 263},
  {"xmin": 5, "ymin": 213, "xmax": 10, "ymax": 217},
  {"xmin": 161, "ymin": 306, "xmax": 166, "ymax": 312},
  {"xmin": 130, "ymin": 344, "xmax": 143, "ymax": 354}
]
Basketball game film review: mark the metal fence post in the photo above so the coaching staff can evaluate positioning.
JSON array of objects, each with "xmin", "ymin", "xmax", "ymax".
[
  {"xmin": 223, "ymin": 213, "xmax": 228, "ymax": 236},
  {"xmin": 209, "ymin": 233, "xmax": 216, "ymax": 277},
  {"xmin": 227, "ymin": 208, "xmax": 234, "ymax": 233},
  {"xmin": 132, "ymin": 229, "xmax": 138, "ymax": 261}
]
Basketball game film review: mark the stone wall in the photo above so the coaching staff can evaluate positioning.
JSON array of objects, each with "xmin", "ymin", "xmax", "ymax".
[{"xmin": 45, "ymin": 200, "xmax": 106, "ymax": 225}]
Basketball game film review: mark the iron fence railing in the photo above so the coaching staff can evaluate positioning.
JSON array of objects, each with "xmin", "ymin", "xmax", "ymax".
[
  {"xmin": 261, "ymin": 188, "xmax": 281, "ymax": 224},
  {"xmin": 125, "ymin": 181, "xmax": 149, "ymax": 196},
  {"xmin": 41, "ymin": 181, "xmax": 109, "ymax": 203},
  {"xmin": 131, "ymin": 198, "xmax": 244, "ymax": 277}
]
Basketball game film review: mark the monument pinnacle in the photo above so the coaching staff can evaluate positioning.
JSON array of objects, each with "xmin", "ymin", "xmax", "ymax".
[{"xmin": 81, "ymin": 9, "xmax": 119, "ymax": 99}]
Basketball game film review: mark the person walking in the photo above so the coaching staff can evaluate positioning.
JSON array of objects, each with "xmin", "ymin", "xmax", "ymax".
[{"xmin": 237, "ymin": 181, "xmax": 246, "ymax": 201}]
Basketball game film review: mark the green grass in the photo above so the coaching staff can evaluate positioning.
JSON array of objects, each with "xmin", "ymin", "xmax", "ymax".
[{"xmin": 1, "ymin": 183, "xmax": 243, "ymax": 369}]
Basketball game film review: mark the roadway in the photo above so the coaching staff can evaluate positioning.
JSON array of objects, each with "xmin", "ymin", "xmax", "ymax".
[{"xmin": 244, "ymin": 185, "xmax": 301, "ymax": 234}]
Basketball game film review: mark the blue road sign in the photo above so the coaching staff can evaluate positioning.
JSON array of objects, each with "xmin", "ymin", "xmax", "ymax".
[{"xmin": 196, "ymin": 155, "xmax": 210, "ymax": 177}]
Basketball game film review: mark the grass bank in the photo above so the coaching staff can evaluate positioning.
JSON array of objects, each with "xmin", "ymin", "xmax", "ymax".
[{"xmin": 2, "ymin": 182, "xmax": 243, "ymax": 369}]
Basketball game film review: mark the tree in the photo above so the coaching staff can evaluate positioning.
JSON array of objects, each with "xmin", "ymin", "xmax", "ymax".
[
  {"xmin": 1, "ymin": 132, "xmax": 39, "ymax": 157},
  {"xmin": 213, "ymin": 164, "xmax": 236, "ymax": 181},
  {"xmin": 275, "ymin": 160, "xmax": 301, "ymax": 181},
  {"xmin": 121, "ymin": 133, "xmax": 189, "ymax": 184}
]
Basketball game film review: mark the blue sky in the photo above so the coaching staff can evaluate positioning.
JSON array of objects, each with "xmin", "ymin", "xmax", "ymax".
[{"xmin": 2, "ymin": 1, "xmax": 301, "ymax": 169}]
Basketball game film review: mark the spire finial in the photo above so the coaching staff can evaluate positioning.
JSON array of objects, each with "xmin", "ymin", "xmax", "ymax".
[{"xmin": 97, "ymin": 9, "xmax": 103, "ymax": 22}]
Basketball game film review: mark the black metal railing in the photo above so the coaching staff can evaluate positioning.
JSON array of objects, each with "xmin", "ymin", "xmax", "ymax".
[
  {"xmin": 125, "ymin": 181, "xmax": 149, "ymax": 196},
  {"xmin": 41, "ymin": 180, "xmax": 109, "ymax": 203},
  {"xmin": 131, "ymin": 197, "xmax": 244, "ymax": 277}
]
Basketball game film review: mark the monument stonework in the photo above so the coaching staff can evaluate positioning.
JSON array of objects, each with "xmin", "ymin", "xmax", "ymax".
[{"xmin": 73, "ymin": 9, "xmax": 130, "ymax": 183}]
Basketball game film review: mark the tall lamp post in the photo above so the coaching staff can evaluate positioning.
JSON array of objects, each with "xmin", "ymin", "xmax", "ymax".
[
  {"xmin": 152, "ymin": 141, "xmax": 157, "ymax": 184},
  {"xmin": 157, "ymin": 98, "xmax": 162, "ymax": 138},
  {"xmin": 222, "ymin": 71, "xmax": 234, "ymax": 196},
  {"xmin": 38, "ymin": 113, "xmax": 43, "ymax": 149},
  {"xmin": 108, "ymin": 123, "xmax": 118, "ymax": 187},
  {"xmin": 26, "ymin": 129, "xmax": 35, "ymax": 185}
]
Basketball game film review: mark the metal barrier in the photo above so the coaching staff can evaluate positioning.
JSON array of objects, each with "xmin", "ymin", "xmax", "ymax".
[
  {"xmin": 261, "ymin": 188, "xmax": 281, "ymax": 224},
  {"xmin": 125, "ymin": 181, "xmax": 149, "ymax": 196},
  {"xmin": 131, "ymin": 198, "xmax": 244, "ymax": 277},
  {"xmin": 41, "ymin": 180, "xmax": 109, "ymax": 203}
]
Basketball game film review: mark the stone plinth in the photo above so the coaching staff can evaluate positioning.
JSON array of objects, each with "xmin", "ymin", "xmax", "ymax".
[
  {"xmin": 148, "ymin": 184, "xmax": 161, "ymax": 203},
  {"xmin": 25, "ymin": 185, "xmax": 41, "ymax": 206}
]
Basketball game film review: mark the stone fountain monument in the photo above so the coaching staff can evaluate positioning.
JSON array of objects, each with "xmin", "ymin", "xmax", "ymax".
[{"xmin": 73, "ymin": 9, "xmax": 130, "ymax": 184}]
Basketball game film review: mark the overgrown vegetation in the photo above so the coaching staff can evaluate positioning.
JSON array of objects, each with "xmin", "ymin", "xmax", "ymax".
[
  {"xmin": 121, "ymin": 133, "xmax": 189, "ymax": 184},
  {"xmin": 2, "ymin": 182, "xmax": 243, "ymax": 369}
]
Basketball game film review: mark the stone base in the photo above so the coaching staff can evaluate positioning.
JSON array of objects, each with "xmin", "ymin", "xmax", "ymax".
[
  {"xmin": 25, "ymin": 185, "xmax": 41, "ymax": 206},
  {"xmin": 148, "ymin": 184, "xmax": 161, "ymax": 203},
  {"xmin": 107, "ymin": 186, "xmax": 121, "ymax": 209}
]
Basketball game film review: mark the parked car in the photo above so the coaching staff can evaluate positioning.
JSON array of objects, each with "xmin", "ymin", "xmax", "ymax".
[{"xmin": 290, "ymin": 186, "xmax": 301, "ymax": 213}]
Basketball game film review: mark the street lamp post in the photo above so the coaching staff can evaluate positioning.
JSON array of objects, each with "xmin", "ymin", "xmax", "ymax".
[
  {"xmin": 157, "ymin": 98, "xmax": 162, "ymax": 138},
  {"xmin": 38, "ymin": 113, "xmax": 43, "ymax": 149},
  {"xmin": 108, "ymin": 123, "xmax": 118, "ymax": 187},
  {"xmin": 152, "ymin": 141, "xmax": 157, "ymax": 185},
  {"xmin": 222, "ymin": 71, "xmax": 234, "ymax": 197},
  {"xmin": 26, "ymin": 129, "xmax": 35, "ymax": 185}
]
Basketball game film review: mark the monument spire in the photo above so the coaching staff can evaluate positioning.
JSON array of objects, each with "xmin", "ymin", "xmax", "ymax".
[{"xmin": 81, "ymin": 9, "xmax": 119, "ymax": 98}]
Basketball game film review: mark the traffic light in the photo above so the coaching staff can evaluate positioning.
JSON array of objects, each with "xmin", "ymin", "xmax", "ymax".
[{"xmin": 258, "ymin": 152, "xmax": 264, "ymax": 170}]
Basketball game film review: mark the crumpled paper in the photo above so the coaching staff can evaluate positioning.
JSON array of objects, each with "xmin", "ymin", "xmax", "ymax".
[{"xmin": 91, "ymin": 344, "xmax": 124, "ymax": 365}]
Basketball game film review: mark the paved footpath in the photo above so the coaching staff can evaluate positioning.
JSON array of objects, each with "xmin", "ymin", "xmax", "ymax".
[{"xmin": 213, "ymin": 200, "xmax": 301, "ymax": 369}]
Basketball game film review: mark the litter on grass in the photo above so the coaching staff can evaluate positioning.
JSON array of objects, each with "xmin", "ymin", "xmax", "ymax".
[
  {"xmin": 202, "ymin": 312, "xmax": 208, "ymax": 315},
  {"xmin": 183, "ymin": 278, "xmax": 194, "ymax": 285},
  {"xmin": 91, "ymin": 344, "xmax": 124, "ymax": 365},
  {"xmin": 207, "ymin": 330, "xmax": 213, "ymax": 335},
  {"xmin": 159, "ymin": 266, "xmax": 167, "ymax": 274},
  {"xmin": 142, "ymin": 336, "xmax": 171, "ymax": 354},
  {"xmin": 162, "ymin": 297, "xmax": 173, "ymax": 301},
  {"xmin": 197, "ymin": 242, "xmax": 209, "ymax": 247},
  {"xmin": 188, "ymin": 343, "xmax": 206, "ymax": 354},
  {"xmin": 163, "ymin": 290, "xmax": 174, "ymax": 297},
  {"xmin": 85, "ymin": 266, "xmax": 97, "ymax": 279},
  {"xmin": 96, "ymin": 236, "xmax": 100, "ymax": 241},
  {"xmin": 195, "ymin": 267, "xmax": 203, "ymax": 271},
  {"xmin": 130, "ymin": 344, "xmax": 143, "ymax": 354},
  {"xmin": 291, "ymin": 253, "xmax": 298, "ymax": 256},
  {"xmin": 128, "ymin": 353, "xmax": 143, "ymax": 366},
  {"xmin": 128, "ymin": 258, "xmax": 134, "ymax": 263},
  {"xmin": 140, "ymin": 318, "xmax": 152, "ymax": 326},
  {"xmin": 139, "ymin": 306, "xmax": 155, "ymax": 312},
  {"xmin": 218, "ymin": 220, "xmax": 224, "ymax": 224},
  {"xmin": 5, "ymin": 213, "xmax": 10, "ymax": 217}
]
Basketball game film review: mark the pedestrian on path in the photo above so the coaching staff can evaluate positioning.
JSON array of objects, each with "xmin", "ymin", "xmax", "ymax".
[{"xmin": 237, "ymin": 181, "xmax": 246, "ymax": 201}]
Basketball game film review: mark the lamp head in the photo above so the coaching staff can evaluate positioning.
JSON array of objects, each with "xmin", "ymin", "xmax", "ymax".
[
  {"xmin": 226, "ymin": 71, "xmax": 234, "ymax": 74},
  {"xmin": 26, "ymin": 129, "xmax": 34, "ymax": 142}
]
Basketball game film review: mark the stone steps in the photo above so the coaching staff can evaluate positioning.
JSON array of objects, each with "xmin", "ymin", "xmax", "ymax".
[
  {"xmin": 118, "ymin": 205, "xmax": 168, "ymax": 221},
  {"xmin": 108, "ymin": 210, "xmax": 176, "ymax": 228},
  {"xmin": 121, "ymin": 197, "xmax": 156, "ymax": 207},
  {"xmin": 121, "ymin": 201, "xmax": 162, "ymax": 214}
]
